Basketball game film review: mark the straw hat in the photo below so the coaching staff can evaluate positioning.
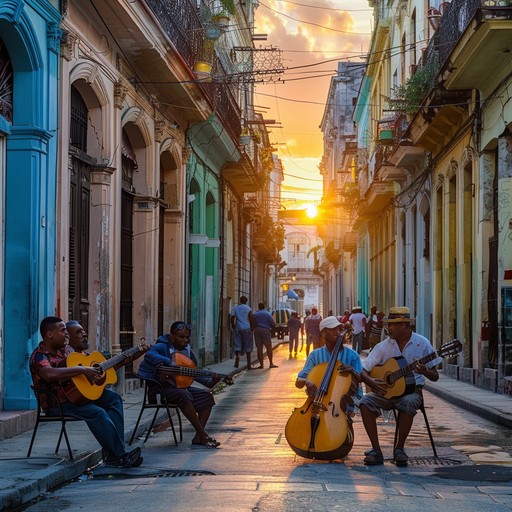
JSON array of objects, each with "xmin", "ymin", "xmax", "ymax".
[{"xmin": 383, "ymin": 306, "xmax": 412, "ymax": 323}]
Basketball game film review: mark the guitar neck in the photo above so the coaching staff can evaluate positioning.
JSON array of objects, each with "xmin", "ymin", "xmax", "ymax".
[
  {"xmin": 390, "ymin": 351, "xmax": 437, "ymax": 383},
  {"xmin": 99, "ymin": 346, "xmax": 140, "ymax": 373},
  {"xmin": 159, "ymin": 366, "xmax": 222, "ymax": 379}
]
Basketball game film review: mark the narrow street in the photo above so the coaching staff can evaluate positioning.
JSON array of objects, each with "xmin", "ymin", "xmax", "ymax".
[{"xmin": 22, "ymin": 344, "xmax": 512, "ymax": 511}]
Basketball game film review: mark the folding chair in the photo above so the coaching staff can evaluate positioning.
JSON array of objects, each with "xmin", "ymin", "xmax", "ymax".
[
  {"xmin": 393, "ymin": 398, "xmax": 437, "ymax": 457},
  {"xmin": 27, "ymin": 385, "xmax": 81, "ymax": 460},
  {"xmin": 128, "ymin": 377, "xmax": 182, "ymax": 446}
]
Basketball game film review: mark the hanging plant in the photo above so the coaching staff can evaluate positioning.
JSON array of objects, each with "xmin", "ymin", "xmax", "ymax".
[
  {"xmin": 219, "ymin": 0, "xmax": 236, "ymax": 15},
  {"xmin": 387, "ymin": 57, "xmax": 439, "ymax": 115}
]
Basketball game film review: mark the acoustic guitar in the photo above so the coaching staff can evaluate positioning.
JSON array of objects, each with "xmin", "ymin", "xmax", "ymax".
[
  {"xmin": 157, "ymin": 363, "xmax": 233, "ymax": 388},
  {"xmin": 156, "ymin": 351, "xmax": 233, "ymax": 388},
  {"xmin": 61, "ymin": 345, "xmax": 145, "ymax": 404},
  {"xmin": 368, "ymin": 339, "xmax": 462, "ymax": 399}
]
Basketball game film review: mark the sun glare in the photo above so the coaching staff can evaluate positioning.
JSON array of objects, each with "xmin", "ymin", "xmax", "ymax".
[{"xmin": 305, "ymin": 204, "xmax": 318, "ymax": 218}]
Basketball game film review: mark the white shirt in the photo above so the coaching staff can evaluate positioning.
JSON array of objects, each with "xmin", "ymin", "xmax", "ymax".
[
  {"xmin": 349, "ymin": 312, "xmax": 366, "ymax": 334},
  {"xmin": 362, "ymin": 332, "xmax": 442, "ymax": 386}
]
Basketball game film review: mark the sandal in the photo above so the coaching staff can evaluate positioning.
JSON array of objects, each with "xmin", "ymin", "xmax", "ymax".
[
  {"xmin": 393, "ymin": 447, "xmax": 408, "ymax": 466},
  {"xmin": 363, "ymin": 448, "xmax": 383, "ymax": 466},
  {"xmin": 191, "ymin": 436, "xmax": 221, "ymax": 448}
]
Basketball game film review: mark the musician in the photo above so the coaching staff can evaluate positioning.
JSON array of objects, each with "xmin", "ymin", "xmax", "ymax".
[
  {"xmin": 137, "ymin": 321, "xmax": 221, "ymax": 448},
  {"xmin": 65, "ymin": 320, "xmax": 149, "ymax": 370},
  {"xmin": 359, "ymin": 306, "xmax": 442, "ymax": 466},
  {"xmin": 295, "ymin": 316, "xmax": 362, "ymax": 414},
  {"xmin": 29, "ymin": 316, "xmax": 143, "ymax": 468}
]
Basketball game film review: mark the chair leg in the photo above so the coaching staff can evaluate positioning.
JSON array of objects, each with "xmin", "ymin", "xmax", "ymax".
[
  {"xmin": 27, "ymin": 421, "xmax": 39, "ymax": 457},
  {"xmin": 162, "ymin": 403, "xmax": 178, "ymax": 446},
  {"xmin": 393, "ymin": 406, "xmax": 437, "ymax": 457},
  {"xmin": 420, "ymin": 405, "xmax": 437, "ymax": 457},
  {"xmin": 176, "ymin": 409, "xmax": 183, "ymax": 442},
  {"xmin": 61, "ymin": 422, "xmax": 74, "ymax": 460},
  {"xmin": 393, "ymin": 409, "xmax": 399, "ymax": 449},
  {"xmin": 129, "ymin": 404, "xmax": 147, "ymax": 445},
  {"xmin": 144, "ymin": 409, "xmax": 160, "ymax": 443}
]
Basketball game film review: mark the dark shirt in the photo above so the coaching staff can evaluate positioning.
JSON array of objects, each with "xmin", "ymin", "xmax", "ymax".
[
  {"xmin": 138, "ymin": 334, "xmax": 211, "ymax": 388},
  {"xmin": 29, "ymin": 342, "xmax": 69, "ymax": 412},
  {"xmin": 253, "ymin": 309, "xmax": 276, "ymax": 331}
]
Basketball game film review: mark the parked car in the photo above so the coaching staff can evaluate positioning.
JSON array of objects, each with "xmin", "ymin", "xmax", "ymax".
[{"xmin": 271, "ymin": 308, "xmax": 294, "ymax": 339}]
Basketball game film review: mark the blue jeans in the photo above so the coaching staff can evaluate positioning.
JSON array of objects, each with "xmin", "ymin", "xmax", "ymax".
[{"xmin": 50, "ymin": 388, "xmax": 126, "ymax": 458}]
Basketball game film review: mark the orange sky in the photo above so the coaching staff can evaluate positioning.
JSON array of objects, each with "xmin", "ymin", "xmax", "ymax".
[{"xmin": 254, "ymin": 0, "xmax": 371, "ymax": 203}]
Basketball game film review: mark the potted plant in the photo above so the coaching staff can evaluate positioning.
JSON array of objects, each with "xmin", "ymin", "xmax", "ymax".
[
  {"xmin": 193, "ymin": 61, "xmax": 212, "ymax": 80},
  {"xmin": 211, "ymin": 0, "xmax": 236, "ymax": 28},
  {"xmin": 239, "ymin": 128, "xmax": 252, "ymax": 145},
  {"xmin": 379, "ymin": 128, "xmax": 394, "ymax": 145}
]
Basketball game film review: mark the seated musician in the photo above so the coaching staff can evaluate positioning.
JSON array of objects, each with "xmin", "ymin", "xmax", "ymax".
[
  {"xmin": 359, "ymin": 306, "xmax": 442, "ymax": 467},
  {"xmin": 65, "ymin": 320, "xmax": 148, "ymax": 369},
  {"xmin": 29, "ymin": 316, "xmax": 143, "ymax": 467},
  {"xmin": 137, "ymin": 321, "xmax": 221, "ymax": 448},
  {"xmin": 295, "ymin": 316, "xmax": 363, "ymax": 416}
]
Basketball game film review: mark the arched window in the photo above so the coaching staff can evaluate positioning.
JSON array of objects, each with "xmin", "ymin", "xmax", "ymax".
[{"xmin": 0, "ymin": 38, "xmax": 13, "ymax": 123}]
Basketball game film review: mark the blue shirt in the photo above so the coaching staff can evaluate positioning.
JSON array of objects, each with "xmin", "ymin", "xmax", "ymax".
[
  {"xmin": 230, "ymin": 303, "xmax": 252, "ymax": 330},
  {"xmin": 137, "ymin": 334, "xmax": 211, "ymax": 387},
  {"xmin": 298, "ymin": 344, "xmax": 363, "ymax": 399},
  {"xmin": 253, "ymin": 309, "xmax": 276, "ymax": 330}
]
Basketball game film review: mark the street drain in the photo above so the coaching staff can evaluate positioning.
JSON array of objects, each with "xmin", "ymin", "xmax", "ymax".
[
  {"xmin": 402, "ymin": 457, "xmax": 462, "ymax": 466},
  {"xmin": 90, "ymin": 469, "xmax": 215, "ymax": 480},
  {"xmin": 161, "ymin": 470, "xmax": 215, "ymax": 477}
]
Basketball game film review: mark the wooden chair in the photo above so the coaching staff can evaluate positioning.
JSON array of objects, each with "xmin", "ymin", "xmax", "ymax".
[
  {"xmin": 393, "ymin": 398, "xmax": 437, "ymax": 457},
  {"xmin": 27, "ymin": 385, "xmax": 81, "ymax": 460},
  {"xmin": 128, "ymin": 377, "xmax": 182, "ymax": 446}
]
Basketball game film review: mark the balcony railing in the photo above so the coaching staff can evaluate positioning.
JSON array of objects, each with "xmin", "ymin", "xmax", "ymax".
[
  {"xmin": 422, "ymin": 0, "xmax": 512, "ymax": 87},
  {"xmin": 145, "ymin": 0, "xmax": 242, "ymax": 141}
]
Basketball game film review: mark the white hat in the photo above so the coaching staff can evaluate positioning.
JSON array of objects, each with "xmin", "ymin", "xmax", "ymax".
[{"xmin": 319, "ymin": 316, "xmax": 342, "ymax": 331}]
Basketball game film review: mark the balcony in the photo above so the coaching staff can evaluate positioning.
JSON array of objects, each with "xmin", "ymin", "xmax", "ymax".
[
  {"xmin": 222, "ymin": 153, "xmax": 259, "ymax": 195},
  {"xmin": 92, "ymin": 0, "xmax": 242, "ymax": 142},
  {"xmin": 342, "ymin": 231, "xmax": 357, "ymax": 252},
  {"xmin": 357, "ymin": 181, "xmax": 398, "ymax": 217},
  {"xmin": 325, "ymin": 241, "xmax": 342, "ymax": 267},
  {"xmin": 441, "ymin": 2, "xmax": 512, "ymax": 91}
]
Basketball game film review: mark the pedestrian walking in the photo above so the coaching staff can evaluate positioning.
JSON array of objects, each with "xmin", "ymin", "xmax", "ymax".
[
  {"xmin": 253, "ymin": 303, "xmax": 278, "ymax": 369},
  {"xmin": 287, "ymin": 312, "xmax": 302, "ymax": 357},
  {"xmin": 349, "ymin": 306, "xmax": 366, "ymax": 354},
  {"xmin": 304, "ymin": 306, "xmax": 323, "ymax": 356},
  {"xmin": 230, "ymin": 296, "xmax": 255, "ymax": 369}
]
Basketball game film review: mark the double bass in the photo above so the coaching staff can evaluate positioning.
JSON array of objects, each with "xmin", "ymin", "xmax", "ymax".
[{"xmin": 285, "ymin": 329, "xmax": 354, "ymax": 460}]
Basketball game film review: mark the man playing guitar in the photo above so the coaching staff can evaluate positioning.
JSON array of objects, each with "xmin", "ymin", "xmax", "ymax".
[
  {"xmin": 29, "ymin": 317, "xmax": 146, "ymax": 467},
  {"xmin": 137, "ymin": 321, "xmax": 221, "ymax": 448},
  {"xmin": 359, "ymin": 307, "xmax": 442, "ymax": 467}
]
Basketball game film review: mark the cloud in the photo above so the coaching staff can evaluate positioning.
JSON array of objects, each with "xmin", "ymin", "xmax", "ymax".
[{"xmin": 254, "ymin": 1, "xmax": 370, "ymax": 197}]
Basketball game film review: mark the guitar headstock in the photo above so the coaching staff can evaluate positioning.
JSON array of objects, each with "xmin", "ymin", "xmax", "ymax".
[{"xmin": 437, "ymin": 339, "xmax": 462, "ymax": 358}]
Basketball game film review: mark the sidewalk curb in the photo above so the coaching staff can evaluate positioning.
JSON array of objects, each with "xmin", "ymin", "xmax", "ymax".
[
  {"xmin": 0, "ymin": 452, "xmax": 99, "ymax": 511},
  {"xmin": 424, "ymin": 382, "xmax": 512, "ymax": 429}
]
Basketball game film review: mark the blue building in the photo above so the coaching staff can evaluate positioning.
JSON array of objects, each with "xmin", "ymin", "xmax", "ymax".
[{"xmin": 0, "ymin": 0, "xmax": 61, "ymax": 410}]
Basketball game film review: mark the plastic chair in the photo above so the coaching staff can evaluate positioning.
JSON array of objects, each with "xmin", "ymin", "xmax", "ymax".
[
  {"xmin": 128, "ymin": 377, "xmax": 182, "ymax": 446},
  {"xmin": 27, "ymin": 385, "xmax": 81, "ymax": 460},
  {"xmin": 393, "ymin": 398, "xmax": 437, "ymax": 457}
]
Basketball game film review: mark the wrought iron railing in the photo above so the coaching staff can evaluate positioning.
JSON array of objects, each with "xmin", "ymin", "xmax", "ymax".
[
  {"xmin": 145, "ymin": 0, "xmax": 242, "ymax": 141},
  {"xmin": 422, "ymin": 0, "xmax": 512, "ymax": 84}
]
